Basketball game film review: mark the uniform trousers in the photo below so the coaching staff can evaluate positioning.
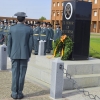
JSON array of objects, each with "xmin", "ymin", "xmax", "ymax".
[
  {"xmin": 34, "ymin": 39, "xmax": 39, "ymax": 54},
  {"xmin": 46, "ymin": 40, "xmax": 50, "ymax": 53},
  {"xmin": 50, "ymin": 40, "xmax": 53, "ymax": 50},
  {"xmin": 11, "ymin": 59, "xmax": 28, "ymax": 97}
]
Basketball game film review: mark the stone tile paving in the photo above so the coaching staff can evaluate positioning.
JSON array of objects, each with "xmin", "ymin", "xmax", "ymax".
[{"xmin": 0, "ymin": 71, "xmax": 68, "ymax": 100}]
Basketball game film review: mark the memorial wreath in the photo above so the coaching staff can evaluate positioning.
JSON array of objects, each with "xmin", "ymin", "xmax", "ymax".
[{"xmin": 53, "ymin": 35, "xmax": 73, "ymax": 60}]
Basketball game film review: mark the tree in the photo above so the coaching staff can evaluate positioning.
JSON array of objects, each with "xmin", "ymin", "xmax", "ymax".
[{"xmin": 39, "ymin": 16, "xmax": 46, "ymax": 20}]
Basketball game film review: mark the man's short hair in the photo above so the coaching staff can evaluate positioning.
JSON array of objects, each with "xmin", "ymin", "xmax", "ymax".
[{"xmin": 17, "ymin": 16, "xmax": 25, "ymax": 22}]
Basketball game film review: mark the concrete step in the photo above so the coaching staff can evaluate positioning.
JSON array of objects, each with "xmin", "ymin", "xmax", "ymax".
[
  {"xmin": 7, "ymin": 55, "xmax": 100, "ymax": 90},
  {"xmin": 64, "ymin": 74, "xmax": 100, "ymax": 90},
  {"xmin": 26, "ymin": 64, "xmax": 51, "ymax": 84},
  {"xmin": 26, "ymin": 62, "xmax": 100, "ymax": 90},
  {"xmin": 35, "ymin": 55, "xmax": 54, "ymax": 70},
  {"xmin": 35, "ymin": 56, "xmax": 100, "ymax": 75}
]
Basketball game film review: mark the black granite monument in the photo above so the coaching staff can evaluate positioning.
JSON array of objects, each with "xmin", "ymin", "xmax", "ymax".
[{"xmin": 62, "ymin": 0, "xmax": 92, "ymax": 60}]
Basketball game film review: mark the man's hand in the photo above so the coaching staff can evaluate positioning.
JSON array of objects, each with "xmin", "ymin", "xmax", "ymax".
[
  {"xmin": 8, "ymin": 57, "xmax": 11, "ymax": 62},
  {"xmin": 50, "ymin": 38, "xmax": 53, "ymax": 40}
]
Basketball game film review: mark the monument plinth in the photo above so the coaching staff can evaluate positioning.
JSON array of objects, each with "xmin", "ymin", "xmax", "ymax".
[{"xmin": 62, "ymin": 1, "xmax": 92, "ymax": 60}]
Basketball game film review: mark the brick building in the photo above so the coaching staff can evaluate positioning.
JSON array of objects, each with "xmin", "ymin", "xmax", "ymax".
[{"xmin": 51, "ymin": 0, "xmax": 100, "ymax": 33}]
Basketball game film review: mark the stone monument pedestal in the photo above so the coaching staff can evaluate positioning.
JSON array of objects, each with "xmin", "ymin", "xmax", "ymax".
[{"xmin": 26, "ymin": 55, "xmax": 100, "ymax": 90}]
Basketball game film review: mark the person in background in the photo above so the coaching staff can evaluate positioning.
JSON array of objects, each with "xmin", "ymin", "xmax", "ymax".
[
  {"xmin": 49, "ymin": 24, "xmax": 54, "ymax": 50},
  {"xmin": 32, "ymin": 24, "xmax": 36, "ymax": 50},
  {"xmin": 33, "ymin": 21, "xmax": 41, "ymax": 55},
  {"xmin": 59, "ymin": 26, "xmax": 62, "ymax": 33},
  {"xmin": 28, "ymin": 23, "xmax": 32, "ymax": 27},
  {"xmin": 3, "ymin": 22, "xmax": 10, "ymax": 45},
  {"xmin": 46, "ymin": 23, "xmax": 52, "ymax": 53},
  {"xmin": 40, "ymin": 22, "xmax": 49, "ymax": 55},
  {"xmin": 53, "ymin": 23, "xmax": 62, "ymax": 41},
  {"xmin": 40, "ymin": 22, "xmax": 43, "ymax": 29},
  {"xmin": 0, "ymin": 21, "xmax": 4, "ymax": 44},
  {"xmin": 33, "ymin": 24, "xmax": 36, "ymax": 31},
  {"xmin": 7, "ymin": 21, "xmax": 11, "ymax": 26},
  {"xmin": 7, "ymin": 12, "xmax": 33, "ymax": 99},
  {"xmin": 24, "ymin": 21, "xmax": 28, "ymax": 25}
]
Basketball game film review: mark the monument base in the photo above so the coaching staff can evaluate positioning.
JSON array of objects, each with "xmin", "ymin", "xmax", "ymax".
[{"xmin": 26, "ymin": 55, "xmax": 100, "ymax": 90}]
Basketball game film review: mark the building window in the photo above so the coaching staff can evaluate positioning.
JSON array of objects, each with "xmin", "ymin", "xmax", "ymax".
[
  {"xmin": 53, "ymin": 12, "xmax": 55, "ymax": 16},
  {"xmin": 62, "ymin": 2, "xmax": 63, "ymax": 6},
  {"xmin": 57, "ymin": 12, "xmax": 60, "ymax": 16},
  {"xmin": 94, "ymin": 11, "xmax": 97, "ymax": 16},
  {"xmin": 53, "ymin": 2, "xmax": 55, "ymax": 7},
  {"xmin": 57, "ymin": 2, "xmax": 60, "ymax": 6},
  {"xmin": 94, "ymin": 24, "xmax": 96, "ymax": 28},
  {"xmin": 94, "ymin": 0, "xmax": 97, "ymax": 4}
]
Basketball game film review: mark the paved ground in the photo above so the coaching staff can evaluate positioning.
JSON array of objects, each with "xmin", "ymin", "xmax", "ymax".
[
  {"xmin": 0, "ymin": 71, "xmax": 52, "ymax": 100},
  {"xmin": 0, "ymin": 55, "xmax": 100, "ymax": 100},
  {"xmin": 1, "ymin": 71, "xmax": 100, "ymax": 100}
]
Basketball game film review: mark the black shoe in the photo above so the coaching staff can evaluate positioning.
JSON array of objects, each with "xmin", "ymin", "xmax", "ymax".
[
  {"xmin": 11, "ymin": 94, "xmax": 17, "ymax": 99},
  {"xmin": 34, "ymin": 52, "xmax": 38, "ymax": 55},
  {"xmin": 46, "ymin": 52, "xmax": 50, "ymax": 53},
  {"xmin": 17, "ymin": 94, "xmax": 24, "ymax": 99}
]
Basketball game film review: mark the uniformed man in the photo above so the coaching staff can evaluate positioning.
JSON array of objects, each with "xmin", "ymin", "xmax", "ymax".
[
  {"xmin": 0, "ymin": 21, "xmax": 4, "ymax": 44},
  {"xmin": 33, "ymin": 21, "xmax": 41, "ymax": 55},
  {"xmin": 24, "ymin": 21, "xmax": 28, "ymax": 25},
  {"xmin": 3, "ymin": 22, "xmax": 10, "ymax": 45},
  {"xmin": 28, "ymin": 23, "xmax": 32, "ymax": 28},
  {"xmin": 8, "ymin": 21, "xmax": 12, "ymax": 27},
  {"xmin": 7, "ymin": 12, "xmax": 33, "ymax": 99},
  {"xmin": 46, "ymin": 23, "xmax": 52, "ymax": 53},
  {"xmin": 40, "ymin": 22, "xmax": 43, "ymax": 29},
  {"xmin": 49, "ymin": 24, "xmax": 54, "ymax": 50},
  {"xmin": 53, "ymin": 23, "xmax": 62, "ymax": 41},
  {"xmin": 32, "ymin": 24, "xmax": 36, "ymax": 50},
  {"xmin": 33, "ymin": 24, "xmax": 36, "ymax": 30},
  {"xmin": 40, "ymin": 22, "xmax": 49, "ymax": 55}
]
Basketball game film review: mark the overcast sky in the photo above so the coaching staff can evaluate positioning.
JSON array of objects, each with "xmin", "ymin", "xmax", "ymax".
[{"xmin": 0, "ymin": 0, "xmax": 51, "ymax": 19}]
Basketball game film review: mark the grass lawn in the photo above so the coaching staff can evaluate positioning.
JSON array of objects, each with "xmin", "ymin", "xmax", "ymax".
[{"xmin": 89, "ymin": 33, "xmax": 100, "ymax": 58}]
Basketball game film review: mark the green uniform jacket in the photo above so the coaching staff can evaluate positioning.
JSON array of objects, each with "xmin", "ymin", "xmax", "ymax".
[
  {"xmin": 33, "ymin": 26, "xmax": 41, "ymax": 40},
  {"xmin": 3, "ymin": 26, "xmax": 10, "ymax": 45},
  {"xmin": 7, "ymin": 23, "xmax": 33, "ymax": 59},
  {"xmin": 40, "ymin": 27, "xmax": 49, "ymax": 41},
  {"xmin": 3, "ymin": 26, "xmax": 10, "ymax": 35}
]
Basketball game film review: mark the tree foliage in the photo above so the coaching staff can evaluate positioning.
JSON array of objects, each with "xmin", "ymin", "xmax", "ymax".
[{"xmin": 39, "ymin": 16, "xmax": 46, "ymax": 20}]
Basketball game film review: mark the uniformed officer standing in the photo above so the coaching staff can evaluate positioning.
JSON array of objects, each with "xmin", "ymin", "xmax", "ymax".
[
  {"xmin": 46, "ymin": 23, "xmax": 52, "ymax": 53},
  {"xmin": 33, "ymin": 21, "xmax": 41, "ymax": 55},
  {"xmin": 33, "ymin": 24, "xmax": 36, "ymax": 30},
  {"xmin": 3, "ymin": 22, "xmax": 10, "ymax": 45},
  {"xmin": 24, "ymin": 21, "xmax": 28, "ymax": 25},
  {"xmin": 7, "ymin": 12, "xmax": 33, "ymax": 99},
  {"xmin": 40, "ymin": 22, "xmax": 49, "ymax": 55},
  {"xmin": 49, "ymin": 24, "xmax": 54, "ymax": 50},
  {"xmin": 40, "ymin": 22, "xmax": 43, "ymax": 29},
  {"xmin": 53, "ymin": 23, "xmax": 62, "ymax": 41},
  {"xmin": 0, "ymin": 21, "xmax": 4, "ymax": 44},
  {"xmin": 8, "ymin": 21, "xmax": 12, "ymax": 27},
  {"xmin": 32, "ymin": 24, "xmax": 36, "ymax": 50}
]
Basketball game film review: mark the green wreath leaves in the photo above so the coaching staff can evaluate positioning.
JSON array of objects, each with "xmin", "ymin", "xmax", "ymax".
[{"xmin": 53, "ymin": 36, "xmax": 73, "ymax": 60}]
